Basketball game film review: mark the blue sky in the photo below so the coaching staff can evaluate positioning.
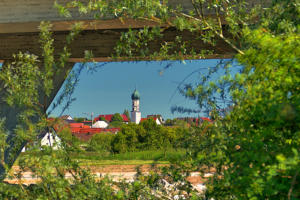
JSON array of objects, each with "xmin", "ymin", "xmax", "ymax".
[
  {"xmin": 49, "ymin": 59, "xmax": 230, "ymax": 119},
  {"xmin": 0, "ymin": 60, "xmax": 234, "ymax": 119}
]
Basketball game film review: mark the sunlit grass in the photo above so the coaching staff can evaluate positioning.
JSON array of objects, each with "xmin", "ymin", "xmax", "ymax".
[
  {"xmin": 77, "ymin": 159, "xmax": 169, "ymax": 166},
  {"xmin": 16, "ymin": 149, "xmax": 186, "ymax": 166},
  {"xmin": 71, "ymin": 149, "xmax": 186, "ymax": 162}
]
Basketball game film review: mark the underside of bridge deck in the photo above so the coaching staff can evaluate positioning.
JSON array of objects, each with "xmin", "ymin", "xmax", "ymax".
[
  {"xmin": 0, "ymin": 0, "xmax": 269, "ymax": 61},
  {"xmin": 0, "ymin": 25, "xmax": 235, "ymax": 62}
]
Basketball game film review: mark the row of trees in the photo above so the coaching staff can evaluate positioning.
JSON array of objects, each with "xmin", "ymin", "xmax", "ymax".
[{"xmin": 87, "ymin": 118, "xmax": 188, "ymax": 153}]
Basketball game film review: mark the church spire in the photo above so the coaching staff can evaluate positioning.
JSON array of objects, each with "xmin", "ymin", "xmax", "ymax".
[{"xmin": 131, "ymin": 88, "xmax": 141, "ymax": 124}]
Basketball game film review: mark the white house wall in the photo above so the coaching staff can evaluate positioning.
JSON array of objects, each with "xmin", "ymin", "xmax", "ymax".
[{"xmin": 40, "ymin": 132, "xmax": 61, "ymax": 150}]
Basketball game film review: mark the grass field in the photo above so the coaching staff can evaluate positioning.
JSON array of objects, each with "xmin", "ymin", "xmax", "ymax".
[
  {"xmin": 18, "ymin": 149, "xmax": 186, "ymax": 166},
  {"xmin": 71, "ymin": 149, "xmax": 186, "ymax": 165}
]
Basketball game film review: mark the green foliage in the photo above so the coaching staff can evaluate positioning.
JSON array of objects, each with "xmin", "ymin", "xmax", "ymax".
[
  {"xmin": 114, "ymin": 27, "xmax": 162, "ymax": 59},
  {"xmin": 108, "ymin": 121, "xmax": 124, "ymax": 128},
  {"xmin": 1, "ymin": 149, "xmax": 117, "ymax": 199},
  {"xmin": 88, "ymin": 133, "xmax": 115, "ymax": 152},
  {"xmin": 99, "ymin": 116, "xmax": 107, "ymax": 122},
  {"xmin": 0, "ymin": 21, "xmax": 81, "ymax": 180},
  {"xmin": 111, "ymin": 119, "xmax": 186, "ymax": 153},
  {"xmin": 0, "ymin": 53, "xmax": 40, "ymax": 109},
  {"xmin": 123, "ymin": 109, "xmax": 131, "ymax": 121},
  {"xmin": 67, "ymin": 150, "xmax": 185, "ymax": 164},
  {"xmin": 111, "ymin": 113, "xmax": 123, "ymax": 122},
  {"xmin": 73, "ymin": 117, "xmax": 86, "ymax": 122},
  {"xmin": 183, "ymin": 14, "xmax": 300, "ymax": 200}
]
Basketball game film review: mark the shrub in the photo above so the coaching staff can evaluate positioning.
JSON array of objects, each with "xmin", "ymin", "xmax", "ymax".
[{"xmin": 88, "ymin": 133, "xmax": 115, "ymax": 152}]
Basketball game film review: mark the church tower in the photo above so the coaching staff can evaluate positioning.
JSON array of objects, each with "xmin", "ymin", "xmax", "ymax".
[{"xmin": 131, "ymin": 89, "xmax": 141, "ymax": 124}]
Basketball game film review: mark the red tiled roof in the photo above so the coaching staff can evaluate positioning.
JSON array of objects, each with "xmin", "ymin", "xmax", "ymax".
[
  {"xmin": 94, "ymin": 114, "xmax": 129, "ymax": 122},
  {"xmin": 71, "ymin": 128, "xmax": 120, "ymax": 141},
  {"xmin": 47, "ymin": 118, "xmax": 69, "ymax": 133},
  {"xmin": 60, "ymin": 115, "xmax": 72, "ymax": 120},
  {"xmin": 140, "ymin": 118, "xmax": 148, "ymax": 122},
  {"xmin": 140, "ymin": 117, "xmax": 158, "ymax": 123},
  {"xmin": 199, "ymin": 117, "xmax": 212, "ymax": 122},
  {"xmin": 69, "ymin": 123, "xmax": 85, "ymax": 128}
]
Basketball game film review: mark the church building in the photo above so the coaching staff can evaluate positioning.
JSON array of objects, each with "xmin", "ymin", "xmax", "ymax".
[{"xmin": 131, "ymin": 89, "xmax": 141, "ymax": 124}]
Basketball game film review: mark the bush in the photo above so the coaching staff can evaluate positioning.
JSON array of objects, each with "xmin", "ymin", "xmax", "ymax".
[
  {"xmin": 187, "ymin": 30, "xmax": 300, "ymax": 199},
  {"xmin": 108, "ymin": 121, "xmax": 123, "ymax": 128},
  {"xmin": 111, "ymin": 119, "xmax": 187, "ymax": 153},
  {"xmin": 111, "ymin": 113, "xmax": 123, "ymax": 122},
  {"xmin": 87, "ymin": 133, "xmax": 115, "ymax": 152}
]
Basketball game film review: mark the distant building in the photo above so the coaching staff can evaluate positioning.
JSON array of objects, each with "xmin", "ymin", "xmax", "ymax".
[
  {"xmin": 60, "ymin": 115, "xmax": 73, "ymax": 121},
  {"xmin": 92, "ymin": 120, "xmax": 108, "ymax": 128},
  {"xmin": 71, "ymin": 128, "xmax": 120, "ymax": 141},
  {"xmin": 21, "ymin": 128, "xmax": 61, "ymax": 152},
  {"xmin": 131, "ymin": 89, "xmax": 141, "ymax": 124},
  {"xmin": 40, "ymin": 131, "xmax": 61, "ymax": 150},
  {"xmin": 140, "ymin": 115, "xmax": 164, "ymax": 125},
  {"xmin": 93, "ymin": 114, "xmax": 129, "ymax": 123},
  {"xmin": 66, "ymin": 121, "xmax": 120, "ymax": 141},
  {"xmin": 147, "ymin": 115, "xmax": 164, "ymax": 124},
  {"xmin": 82, "ymin": 120, "xmax": 92, "ymax": 127}
]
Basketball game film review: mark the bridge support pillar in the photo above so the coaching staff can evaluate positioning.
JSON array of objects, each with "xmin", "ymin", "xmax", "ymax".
[{"xmin": 0, "ymin": 60, "xmax": 74, "ymax": 180}]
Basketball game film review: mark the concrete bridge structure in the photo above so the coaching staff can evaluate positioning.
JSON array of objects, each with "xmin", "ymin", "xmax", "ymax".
[
  {"xmin": 0, "ymin": 0, "xmax": 270, "ymax": 179},
  {"xmin": 0, "ymin": 0, "xmax": 246, "ymax": 62}
]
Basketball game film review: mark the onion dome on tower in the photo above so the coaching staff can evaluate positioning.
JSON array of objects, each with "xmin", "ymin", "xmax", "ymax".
[{"xmin": 131, "ymin": 89, "xmax": 140, "ymax": 100}]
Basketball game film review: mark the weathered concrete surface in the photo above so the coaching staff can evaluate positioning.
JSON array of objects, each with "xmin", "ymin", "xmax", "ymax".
[
  {"xmin": 0, "ymin": 0, "xmax": 269, "ymax": 23},
  {"xmin": 0, "ymin": 0, "xmax": 94, "ymax": 23},
  {"xmin": 0, "ymin": 0, "xmax": 271, "ymax": 61},
  {"xmin": 0, "ymin": 28, "xmax": 235, "ymax": 62}
]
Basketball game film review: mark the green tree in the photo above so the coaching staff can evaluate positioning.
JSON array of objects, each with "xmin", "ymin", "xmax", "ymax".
[
  {"xmin": 73, "ymin": 117, "xmax": 86, "ymax": 122},
  {"xmin": 111, "ymin": 113, "xmax": 123, "ymax": 122},
  {"xmin": 198, "ymin": 31, "xmax": 300, "ymax": 199},
  {"xmin": 99, "ymin": 116, "xmax": 107, "ymax": 122},
  {"xmin": 123, "ymin": 109, "xmax": 131, "ymax": 121},
  {"xmin": 0, "ymin": 21, "xmax": 84, "ymax": 180},
  {"xmin": 88, "ymin": 133, "xmax": 115, "ymax": 152},
  {"xmin": 112, "ymin": 132, "xmax": 128, "ymax": 153}
]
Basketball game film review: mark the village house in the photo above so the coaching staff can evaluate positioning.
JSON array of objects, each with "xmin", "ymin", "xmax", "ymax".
[
  {"xmin": 140, "ymin": 115, "xmax": 165, "ymax": 125},
  {"xmin": 21, "ymin": 128, "xmax": 61, "ymax": 152}
]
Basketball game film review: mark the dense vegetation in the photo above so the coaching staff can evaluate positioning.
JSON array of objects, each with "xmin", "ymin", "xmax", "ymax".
[
  {"xmin": 0, "ymin": 0, "xmax": 299, "ymax": 199},
  {"xmin": 88, "ymin": 118, "xmax": 188, "ymax": 153}
]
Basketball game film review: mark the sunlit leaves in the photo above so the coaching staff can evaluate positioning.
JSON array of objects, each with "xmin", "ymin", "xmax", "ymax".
[
  {"xmin": 114, "ymin": 27, "xmax": 162, "ymax": 58},
  {"xmin": 0, "ymin": 53, "xmax": 40, "ymax": 108}
]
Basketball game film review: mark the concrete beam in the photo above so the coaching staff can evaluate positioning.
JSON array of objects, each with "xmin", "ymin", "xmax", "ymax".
[
  {"xmin": 0, "ymin": 0, "xmax": 269, "ymax": 24},
  {"xmin": 0, "ymin": 0, "xmax": 271, "ymax": 61},
  {"xmin": 0, "ymin": 27, "xmax": 236, "ymax": 61}
]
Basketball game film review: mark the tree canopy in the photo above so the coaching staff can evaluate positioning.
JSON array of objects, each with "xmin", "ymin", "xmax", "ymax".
[{"xmin": 111, "ymin": 113, "xmax": 124, "ymax": 122}]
